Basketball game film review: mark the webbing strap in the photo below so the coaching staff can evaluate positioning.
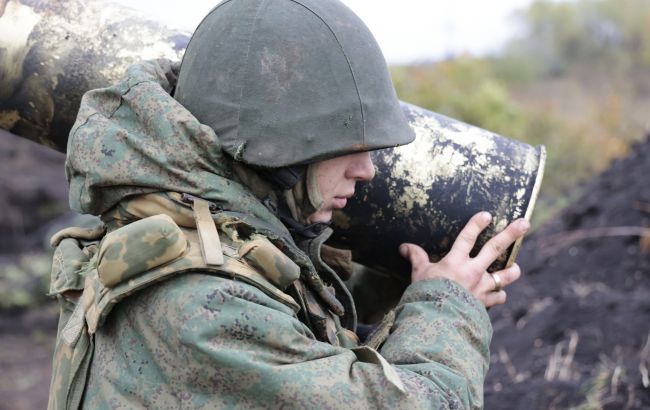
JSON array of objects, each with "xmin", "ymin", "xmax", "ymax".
[{"xmin": 191, "ymin": 198, "xmax": 224, "ymax": 266}]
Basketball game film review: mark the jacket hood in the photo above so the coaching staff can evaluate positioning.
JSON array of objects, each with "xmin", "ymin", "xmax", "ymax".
[{"xmin": 66, "ymin": 59, "xmax": 285, "ymax": 234}]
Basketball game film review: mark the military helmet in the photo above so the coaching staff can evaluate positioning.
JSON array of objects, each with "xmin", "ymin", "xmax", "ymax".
[{"xmin": 174, "ymin": 0, "xmax": 415, "ymax": 168}]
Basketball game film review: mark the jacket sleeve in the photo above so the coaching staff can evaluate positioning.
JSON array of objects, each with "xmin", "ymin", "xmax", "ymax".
[{"xmin": 155, "ymin": 273, "xmax": 492, "ymax": 409}]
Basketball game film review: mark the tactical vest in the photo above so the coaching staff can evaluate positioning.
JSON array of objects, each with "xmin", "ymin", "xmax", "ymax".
[{"xmin": 47, "ymin": 194, "xmax": 363, "ymax": 410}]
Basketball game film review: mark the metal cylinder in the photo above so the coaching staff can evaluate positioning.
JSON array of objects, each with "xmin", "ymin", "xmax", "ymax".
[
  {"xmin": 330, "ymin": 102, "xmax": 546, "ymax": 278},
  {"xmin": 0, "ymin": 0, "xmax": 546, "ymax": 281},
  {"xmin": 0, "ymin": 0, "xmax": 188, "ymax": 151}
]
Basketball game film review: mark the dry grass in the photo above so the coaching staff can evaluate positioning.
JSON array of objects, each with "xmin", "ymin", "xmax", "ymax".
[
  {"xmin": 639, "ymin": 332, "xmax": 650, "ymax": 389},
  {"xmin": 569, "ymin": 336, "xmax": 650, "ymax": 410},
  {"xmin": 515, "ymin": 297, "xmax": 554, "ymax": 329},
  {"xmin": 545, "ymin": 330, "xmax": 580, "ymax": 382},
  {"xmin": 498, "ymin": 348, "xmax": 531, "ymax": 384}
]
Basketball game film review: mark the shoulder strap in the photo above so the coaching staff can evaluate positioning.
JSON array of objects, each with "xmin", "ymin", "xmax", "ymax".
[
  {"xmin": 48, "ymin": 211, "xmax": 305, "ymax": 410},
  {"xmin": 87, "ymin": 215, "xmax": 300, "ymax": 333}
]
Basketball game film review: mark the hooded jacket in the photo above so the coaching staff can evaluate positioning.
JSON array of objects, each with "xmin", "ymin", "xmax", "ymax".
[{"xmin": 48, "ymin": 59, "xmax": 492, "ymax": 409}]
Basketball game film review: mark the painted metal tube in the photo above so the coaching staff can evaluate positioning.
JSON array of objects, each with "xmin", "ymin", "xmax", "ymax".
[
  {"xmin": 0, "ymin": 0, "xmax": 188, "ymax": 151},
  {"xmin": 0, "ymin": 0, "xmax": 545, "ymax": 280},
  {"xmin": 330, "ymin": 102, "xmax": 546, "ymax": 277}
]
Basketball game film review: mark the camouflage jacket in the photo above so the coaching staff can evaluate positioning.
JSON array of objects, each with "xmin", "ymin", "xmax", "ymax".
[{"xmin": 48, "ymin": 59, "xmax": 492, "ymax": 409}]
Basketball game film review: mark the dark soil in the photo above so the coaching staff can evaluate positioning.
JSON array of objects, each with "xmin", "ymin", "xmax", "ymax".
[
  {"xmin": 1, "ymin": 131, "xmax": 649, "ymax": 409},
  {"xmin": 0, "ymin": 130, "xmax": 68, "ymax": 254},
  {"xmin": 485, "ymin": 136, "xmax": 650, "ymax": 409},
  {"xmin": 0, "ymin": 304, "xmax": 58, "ymax": 410},
  {"xmin": 0, "ymin": 131, "xmax": 64, "ymax": 409}
]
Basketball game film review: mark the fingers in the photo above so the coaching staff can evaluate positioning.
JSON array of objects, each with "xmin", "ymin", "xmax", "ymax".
[
  {"xmin": 400, "ymin": 243, "xmax": 435, "ymax": 283},
  {"xmin": 476, "ymin": 264, "xmax": 521, "ymax": 307},
  {"xmin": 491, "ymin": 263, "xmax": 522, "ymax": 289},
  {"xmin": 484, "ymin": 290, "xmax": 507, "ymax": 307},
  {"xmin": 474, "ymin": 219, "xmax": 530, "ymax": 269},
  {"xmin": 450, "ymin": 212, "xmax": 492, "ymax": 256},
  {"xmin": 399, "ymin": 243, "xmax": 429, "ymax": 270}
]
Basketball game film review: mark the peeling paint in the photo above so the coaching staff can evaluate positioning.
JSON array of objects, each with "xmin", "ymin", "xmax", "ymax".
[
  {"xmin": 0, "ymin": 0, "xmax": 42, "ymax": 100},
  {"xmin": 331, "ymin": 211, "xmax": 351, "ymax": 230},
  {"xmin": 331, "ymin": 102, "xmax": 546, "ymax": 277},
  {"xmin": 0, "ymin": 109, "xmax": 20, "ymax": 129},
  {"xmin": 0, "ymin": 0, "xmax": 188, "ymax": 151},
  {"xmin": 494, "ymin": 218, "xmax": 508, "ymax": 233}
]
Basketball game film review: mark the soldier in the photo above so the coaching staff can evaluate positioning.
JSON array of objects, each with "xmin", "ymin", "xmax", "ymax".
[{"xmin": 48, "ymin": 0, "xmax": 527, "ymax": 408}]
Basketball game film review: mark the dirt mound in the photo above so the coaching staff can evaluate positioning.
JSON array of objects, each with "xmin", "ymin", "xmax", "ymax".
[
  {"xmin": 0, "ymin": 131, "xmax": 67, "ymax": 254},
  {"xmin": 0, "ymin": 305, "xmax": 58, "ymax": 410},
  {"xmin": 485, "ymin": 137, "xmax": 650, "ymax": 409},
  {"xmin": 0, "ymin": 132, "xmax": 65, "ymax": 409}
]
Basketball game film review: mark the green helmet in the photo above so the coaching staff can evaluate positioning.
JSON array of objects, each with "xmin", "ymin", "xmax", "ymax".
[{"xmin": 174, "ymin": 0, "xmax": 414, "ymax": 168}]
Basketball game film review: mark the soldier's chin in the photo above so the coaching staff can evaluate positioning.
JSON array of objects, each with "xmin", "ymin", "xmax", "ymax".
[{"xmin": 305, "ymin": 209, "xmax": 333, "ymax": 224}]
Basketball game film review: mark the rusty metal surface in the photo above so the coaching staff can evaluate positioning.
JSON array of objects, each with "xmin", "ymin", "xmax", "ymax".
[
  {"xmin": 0, "ymin": 0, "xmax": 189, "ymax": 151},
  {"xmin": 330, "ymin": 102, "xmax": 546, "ymax": 278}
]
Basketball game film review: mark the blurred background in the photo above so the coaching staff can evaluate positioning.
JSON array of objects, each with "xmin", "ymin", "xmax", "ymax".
[{"xmin": 1, "ymin": 0, "xmax": 649, "ymax": 408}]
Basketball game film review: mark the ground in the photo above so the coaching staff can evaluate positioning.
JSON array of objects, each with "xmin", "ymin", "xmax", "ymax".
[
  {"xmin": 0, "ymin": 132, "xmax": 65, "ymax": 410},
  {"xmin": 485, "ymin": 137, "xmax": 650, "ymax": 409},
  {"xmin": 0, "ymin": 305, "xmax": 58, "ymax": 410},
  {"xmin": 0, "ymin": 132, "xmax": 648, "ymax": 409}
]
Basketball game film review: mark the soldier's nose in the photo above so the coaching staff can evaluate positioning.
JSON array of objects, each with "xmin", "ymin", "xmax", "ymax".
[{"xmin": 347, "ymin": 152, "xmax": 375, "ymax": 181}]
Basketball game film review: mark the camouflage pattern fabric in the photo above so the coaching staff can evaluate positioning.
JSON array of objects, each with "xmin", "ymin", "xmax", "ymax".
[
  {"xmin": 82, "ymin": 273, "xmax": 490, "ymax": 409},
  {"xmin": 50, "ymin": 59, "xmax": 493, "ymax": 409},
  {"xmin": 65, "ymin": 59, "xmax": 282, "ymax": 231}
]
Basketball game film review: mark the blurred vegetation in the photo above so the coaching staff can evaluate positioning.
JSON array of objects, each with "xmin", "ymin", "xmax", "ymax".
[
  {"xmin": 0, "ymin": 254, "xmax": 52, "ymax": 310},
  {"xmin": 392, "ymin": 0, "xmax": 650, "ymax": 226}
]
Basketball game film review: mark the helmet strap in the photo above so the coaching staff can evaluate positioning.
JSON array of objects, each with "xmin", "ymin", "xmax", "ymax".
[
  {"xmin": 257, "ymin": 166, "xmax": 304, "ymax": 190},
  {"xmin": 233, "ymin": 161, "xmax": 328, "ymax": 241},
  {"xmin": 305, "ymin": 162, "xmax": 325, "ymax": 213}
]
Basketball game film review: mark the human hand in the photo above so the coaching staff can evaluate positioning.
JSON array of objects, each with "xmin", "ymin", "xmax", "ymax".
[{"xmin": 399, "ymin": 212, "xmax": 529, "ymax": 308}]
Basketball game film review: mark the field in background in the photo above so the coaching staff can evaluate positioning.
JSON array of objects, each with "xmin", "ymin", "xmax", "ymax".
[{"xmin": 392, "ymin": 0, "xmax": 650, "ymax": 226}]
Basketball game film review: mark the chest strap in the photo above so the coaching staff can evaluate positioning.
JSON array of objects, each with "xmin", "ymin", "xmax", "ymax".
[{"xmin": 180, "ymin": 193, "xmax": 224, "ymax": 266}]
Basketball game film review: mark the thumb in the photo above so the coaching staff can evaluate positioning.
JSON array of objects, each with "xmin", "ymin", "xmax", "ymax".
[{"xmin": 399, "ymin": 243, "xmax": 429, "ymax": 268}]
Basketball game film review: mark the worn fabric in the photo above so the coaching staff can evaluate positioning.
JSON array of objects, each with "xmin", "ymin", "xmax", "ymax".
[
  {"xmin": 50, "ymin": 59, "xmax": 493, "ymax": 409},
  {"xmin": 66, "ymin": 59, "xmax": 278, "ymax": 230},
  {"xmin": 231, "ymin": 162, "xmax": 322, "ymax": 225},
  {"xmin": 82, "ymin": 274, "xmax": 490, "ymax": 409}
]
